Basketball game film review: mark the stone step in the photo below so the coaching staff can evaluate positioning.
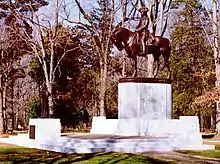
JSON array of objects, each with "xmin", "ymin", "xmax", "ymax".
[
  {"xmin": 39, "ymin": 144, "xmax": 107, "ymax": 154},
  {"xmin": 0, "ymin": 136, "xmax": 173, "ymax": 153},
  {"xmin": 45, "ymin": 137, "xmax": 173, "ymax": 148},
  {"xmin": 0, "ymin": 135, "xmax": 215, "ymax": 154},
  {"xmin": 38, "ymin": 140, "xmax": 173, "ymax": 153}
]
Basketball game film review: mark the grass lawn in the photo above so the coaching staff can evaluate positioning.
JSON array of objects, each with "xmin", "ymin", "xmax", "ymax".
[
  {"xmin": 177, "ymin": 150, "xmax": 220, "ymax": 159},
  {"xmin": 0, "ymin": 145, "xmax": 171, "ymax": 164},
  {"xmin": 177, "ymin": 141, "xmax": 220, "ymax": 159}
]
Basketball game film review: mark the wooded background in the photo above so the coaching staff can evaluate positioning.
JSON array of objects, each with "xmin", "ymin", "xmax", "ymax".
[{"xmin": 0, "ymin": 0, "xmax": 219, "ymax": 134}]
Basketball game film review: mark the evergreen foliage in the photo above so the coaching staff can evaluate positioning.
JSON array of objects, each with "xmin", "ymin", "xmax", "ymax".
[
  {"xmin": 170, "ymin": 0, "xmax": 215, "ymax": 118},
  {"xmin": 28, "ymin": 99, "xmax": 41, "ymax": 118}
]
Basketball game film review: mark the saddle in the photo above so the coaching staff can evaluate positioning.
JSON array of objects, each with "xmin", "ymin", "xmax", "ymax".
[{"xmin": 129, "ymin": 32, "xmax": 154, "ymax": 51}]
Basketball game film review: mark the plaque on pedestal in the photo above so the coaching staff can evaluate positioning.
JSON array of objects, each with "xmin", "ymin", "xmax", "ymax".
[{"xmin": 29, "ymin": 125, "xmax": 35, "ymax": 139}]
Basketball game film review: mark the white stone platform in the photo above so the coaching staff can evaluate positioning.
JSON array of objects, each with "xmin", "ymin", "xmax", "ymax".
[
  {"xmin": 0, "ymin": 117, "xmax": 215, "ymax": 154},
  {"xmin": 90, "ymin": 116, "xmax": 215, "ymax": 151},
  {"xmin": 0, "ymin": 133, "xmax": 215, "ymax": 154}
]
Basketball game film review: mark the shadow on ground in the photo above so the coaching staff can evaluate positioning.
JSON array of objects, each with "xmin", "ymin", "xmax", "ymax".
[{"xmin": 0, "ymin": 147, "xmax": 171, "ymax": 164}]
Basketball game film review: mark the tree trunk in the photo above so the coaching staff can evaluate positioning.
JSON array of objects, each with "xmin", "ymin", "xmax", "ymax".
[
  {"xmin": 41, "ymin": 87, "xmax": 48, "ymax": 118},
  {"xmin": 213, "ymin": 0, "xmax": 220, "ymax": 80},
  {"xmin": 158, "ymin": 0, "xmax": 164, "ymax": 36},
  {"xmin": 99, "ymin": 68, "xmax": 105, "ymax": 116},
  {"xmin": 11, "ymin": 81, "xmax": 14, "ymax": 131},
  {"xmin": 47, "ymin": 83, "xmax": 54, "ymax": 117},
  {"xmin": 212, "ymin": 109, "xmax": 216, "ymax": 131},
  {"xmin": 0, "ymin": 74, "xmax": 4, "ymax": 134},
  {"xmin": 121, "ymin": 0, "xmax": 126, "ymax": 77},
  {"xmin": 200, "ymin": 114, "xmax": 204, "ymax": 132},
  {"xmin": 216, "ymin": 101, "xmax": 220, "ymax": 133},
  {"xmin": 48, "ymin": 95, "xmax": 54, "ymax": 117},
  {"xmin": 99, "ymin": 55, "xmax": 107, "ymax": 116},
  {"xmin": 212, "ymin": 0, "xmax": 220, "ymax": 132},
  {"xmin": 147, "ymin": 0, "xmax": 157, "ymax": 77}
]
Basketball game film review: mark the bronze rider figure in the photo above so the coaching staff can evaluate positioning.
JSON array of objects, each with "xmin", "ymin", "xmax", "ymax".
[{"xmin": 136, "ymin": 6, "xmax": 154, "ymax": 55}]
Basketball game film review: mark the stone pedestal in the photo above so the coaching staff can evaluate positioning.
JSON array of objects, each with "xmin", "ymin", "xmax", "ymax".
[
  {"xmin": 118, "ymin": 78, "xmax": 172, "ymax": 119},
  {"xmin": 90, "ymin": 77, "xmax": 215, "ymax": 151},
  {"xmin": 29, "ymin": 118, "xmax": 61, "ymax": 140}
]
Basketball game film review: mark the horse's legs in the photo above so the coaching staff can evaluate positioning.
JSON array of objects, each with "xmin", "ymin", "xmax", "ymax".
[
  {"xmin": 160, "ymin": 60, "xmax": 166, "ymax": 71},
  {"xmin": 153, "ymin": 60, "xmax": 159, "ymax": 77},
  {"xmin": 129, "ymin": 58, "xmax": 136, "ymax": 77},
  {"xmin": 135, "ymin": 58, "xmax": 137, "ymax": 77},
  {"xmin": 153, "ymin": 53, "xmax": 160, "ymax": 78},
  {"xmin": 132, "ymin": 56, "xmax": 137, "ymax": 77}
]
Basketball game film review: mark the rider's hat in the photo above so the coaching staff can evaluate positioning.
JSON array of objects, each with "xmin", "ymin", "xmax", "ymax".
[{"xmin": 138, "ymin": 6, "xmax": 148, "ymax": 14}]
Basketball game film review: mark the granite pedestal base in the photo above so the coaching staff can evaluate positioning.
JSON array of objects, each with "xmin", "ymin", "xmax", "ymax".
[{"xmin": 118, "ymin": 78, "xmax": 172, "ymax": 119}]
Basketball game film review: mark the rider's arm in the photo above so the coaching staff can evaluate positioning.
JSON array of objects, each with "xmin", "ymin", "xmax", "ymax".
[
  {"xmin": 136, "ymin": 25, "xmax": 145, "ymax": 32},
  {"xmin": 136, "ymin": 18, "xmax": 148, "ymax": 32}
]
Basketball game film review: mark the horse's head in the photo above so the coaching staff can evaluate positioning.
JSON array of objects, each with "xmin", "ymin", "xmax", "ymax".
[{"xmin": 111, "ymin": 27, "xmax": 124, "ymax": 51}]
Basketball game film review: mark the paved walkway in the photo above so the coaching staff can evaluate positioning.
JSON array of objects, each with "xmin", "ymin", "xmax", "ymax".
[{"xmin": 140, "ymin": 151, "xmax": 220, "ymax": 164}]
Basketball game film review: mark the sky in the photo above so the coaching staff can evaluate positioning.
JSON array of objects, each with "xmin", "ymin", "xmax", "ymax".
[
  {"xmin": 36, "ymin": 0, "xmax": 216, "ymax": 38},
  {"xmin": 37, "ymin": 0, "xmax": 173, "ymax": 35},
  {"xmin": 37, "ymin": 0, "xmax": 97, "ymax": 24}
]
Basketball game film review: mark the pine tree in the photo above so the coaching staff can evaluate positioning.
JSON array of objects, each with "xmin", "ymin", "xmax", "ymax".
[{"xmin": 170, "ymin": 0, "xmax": 215, "ymax": 122}]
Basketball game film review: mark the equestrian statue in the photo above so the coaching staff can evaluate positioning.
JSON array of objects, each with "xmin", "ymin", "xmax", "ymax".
[{"xmin": 111, "ymin": 6, "xmax": 171, "ymax": 79}]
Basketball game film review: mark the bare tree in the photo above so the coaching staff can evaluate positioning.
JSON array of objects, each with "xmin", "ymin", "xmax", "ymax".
[
  {"xmin": 121, "ymin": 0, "xmax": 128, "ymax": 77},
  {"xmin": 14, "ymin": 0, "xmax": 81, "ymax": 117},
  {"xmin": 65, "ymin": 0, "xmax": 115, "ymax": 116},
  {"xmin": 0, "ymin": 21, "xmax": 28, "ymax": 134},
  {"xmin": 212, "ymin": 0, "xmax": 220, "ymax": 131}
]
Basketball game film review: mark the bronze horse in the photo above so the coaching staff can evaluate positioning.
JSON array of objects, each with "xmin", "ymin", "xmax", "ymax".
[{"xmin": 111, "ymin": 27, "xmax": 171, "ymax": 78}]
